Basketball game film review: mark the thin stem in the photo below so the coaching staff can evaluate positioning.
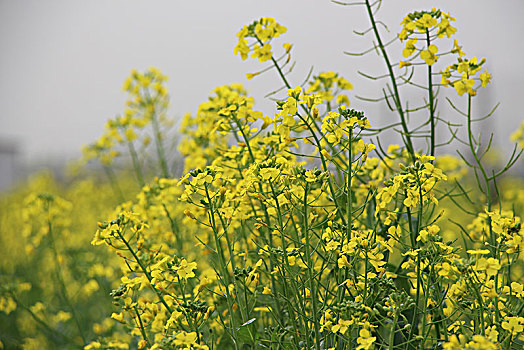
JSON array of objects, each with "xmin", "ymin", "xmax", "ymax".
[
  {"xmin": 259, "ymin": 37, "xmax": 349, "ymax": 228},
  {"xmin": 151, "ymin": 111, "xmax": 169, "ymax": 178},
  {"xmin": 115, "ymin": 229, "xmax": 173, "ymax": 315},
  {"xmin": 303, "ymin": 183, "xmax": 321, "ymax": 350},
  {"xmin": 346, "ymin": 129, "xmax": 353, "ymax": 243},
  {"xmin": 134, "ymin": 305, "xmax": 150, "ymax": 346},
  {"xmin": 364, "ymin": 0, "xmax": 415, "ymax": 161},
  {"xmin": 46, "ymin": 213, "xmax": 86, "ymax": 344},
  {"xmin": 426, "ymin": 30, "xmax": 436, "ymax": 157},
  {"xmin": 12, "ymin": 294, "xmax": 77, "ymax": 345},
  {"xmin": 230, "ymin": 115, "xmax": 285, "ymax": 324},
  {"xmin": 127, "ymin": 141, "xmax": 145, "ymax": 187},
  {"xmin": 203, "ymin": 185, "xmax": 239, "ymax": 349},
  {"xmin": 103, "ymin": 165, "xmax": 125, "ymax": 202}
]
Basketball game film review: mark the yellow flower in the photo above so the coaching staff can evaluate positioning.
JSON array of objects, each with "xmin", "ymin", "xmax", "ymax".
[
  {"xmin": 501, "ymin": 316, "xmax": 524, "ymax": 335},
  {"xmin": 177, "ymin": 259, "xmax": 197, "ymax": 279},
  {"xmin": 338, "ymin": 255, "xmax": 351, "ymax": 268},
  {"xmin": 479, "ymin": 70, "xmax": 491, "ymax": 87},
  {"xmin": 466, "ymin": 249, "xmax": 490, "ymax": 255},
  {"xmin": 485, "ymin": 325, "xmax": 499, "ymax": 342},
  {"xmin": 174, "ymin": 331, "xmax": 198, "ymax": 346},
  {"xmin": 437, "ymin": 18, "xmax": 456, "ymax": 38},
  {"xmin": 399, "ymin": 60, "xmax": 412, "ymax": 68},
  {"xmin": 453, "ymin": 74, "xmax": 475, "ymax": 96},
  {"xmin": 451, "ymin": 40, "xmax": 465, "ymax": 57},
  {"xmin": 420, "ymin": 44, "xmax": 438, "ymax": 66},
  {"xmin": 466, "ymin": 335, "xmax": 497, "ymax": 350},
  {"xmin": 332, "ymin": 319, "xmax": 353, "ymax": 334},
  {"xmin": 0, "ymin": 296, "xmax": 16, "ymax": 314},
  {"xmin": 416, "ymin": 13, "xmax": 437, "ymax": 30},
  {"xmin": 234, "ymin": 38, "xmax": 250, "ymax": 60},
  {"xmin": 356, "ymin": 328, "xmax": 376, "ymax": 350},
  {"xmin": 476, "ymin": 257, "xmax": 501, "ymax": 276},
  {"xmin": 251, "ymin": 43, "xmax": 273, "ymax": 62},
  {"xmin": 259, "ymin": 167, "xmax": 280, "ymax": 181},
  {"xmin": 84, "ymin": 341, "xmax": 102, "ymax": 350},
  {"xmin": 325, "ymin": 240, "xmax": 340, "ymax": 251},
  {"xmin": 304, "ymin": 170, "xmax": 318, "ymax": 183},
  {"xmin": 417, "ymin": 229, "xmax": 429, "ymax": 242},
  {"xmin": 338, "ymin": 77, "xmax": 354, "ymax": 90},
  {"xmin": 111, "ymin": 312, "xmax": 125, "ymax": 323},
  {"xmin": 246, "ymin": 72, "xmax": 260, "ymax": 81},
  {"xmin": 287, "ymin": 86, "xmax": 302, "ymax": 98},
  {"xmin": 402, "ymin": 38, "xmax": 417, "ymax": 58},
  {"xmin": 456, "ymin": 60, "xmax": 470, "ymax": 74},
  {"xmin": 336, "ymin": 94, "xmax": 350, "ymax": 106}
]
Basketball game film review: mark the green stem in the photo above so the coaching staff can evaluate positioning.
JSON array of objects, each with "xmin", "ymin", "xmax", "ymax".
[
  {"xmin": 364, "ymin": 0, "xmax": 415, "ymax": 161},
  {"xmin": 115, "ymin": 229, "xmax": 173, "ymax": 315},
  {"xmin": 203, "ymin": 185, "xmax": 239, "ymax": 349},
  {"xmin": 134, "ymin": 305, "xmax": 150, "ymax": 346},
  {"xmin": 295, "ymin": 112, "xmax": 348, "ymax": 228},
  {"xmin": 426, "ymin": 30, "xmax": 436, "ymax": 158},
  {"xmin": 13, "ymin": 295, "xmax": 77, "ymax": 345},
  {"xmin": 389, "ymin": 309, "xmax": 399, "ymax": 350},
  {"xmin": 303, "ymin": 183, "xmax": 321, "ymax": 350},
  {"xmin": 46, "ymin": 214, "xmax": 86, "ymax": 344},
  {"xmin": 338, "ymin": 129, "xmax": 354, "ymax": 305},
  {"xmin": 127, "ymin": 141, "xmax": 145, "ymax": 187},
  {"xmin": 406, "ymin": 254, "xmax": 421, "ymax": 350},
  {"xmin": 162, "ymin": 203, "xmax": 181, "ymax": 251},
  {"xmin": 466, "ymin": 95, "xmax": 491, "ymax": 209},
  {"xmin": 467, "ymin": 94, "xmax": 500, "ymax": 326},
  {"xmin": 271, "ymin": 185, "xmax": 305, "ymax": 350},
  {"xmin": 230, "ymin": 115, "xmax": 285, "ymax": 324},
  {"xmin": 177, "ymin": 276, "xmax": 202, "ymax": 343},
  {"xmin": 419, "ymin": 267, "xmax": 432, "ymax": 348},
  {"xmin": 151, "ymin": 111, "xmax": 169, "ymax": 178},
  {"xmin": 103, "ymin": 165, "xmax": 125, "ymax": 202},
  {"xmin": 346, "ymin": 129, "xmax": 353, "ymax": 243},
  {"xmin": 258, "ymin": 36, "xmax": 349, "ymax": 228}
]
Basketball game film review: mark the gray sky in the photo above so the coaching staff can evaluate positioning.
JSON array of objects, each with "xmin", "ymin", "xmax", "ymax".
[{"xmin": 1, "ymin": 0, "xmax": 523, "ymax": 167}]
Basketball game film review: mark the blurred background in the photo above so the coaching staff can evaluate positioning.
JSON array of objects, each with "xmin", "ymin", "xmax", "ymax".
[{"xmin": 1, "ymin": 0, "xmax": 523, "ymax": 191}]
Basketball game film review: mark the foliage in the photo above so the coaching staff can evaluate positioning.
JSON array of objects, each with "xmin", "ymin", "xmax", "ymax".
[{"xmin": 1, "ymin": 2, "xmax": 524, "ymax": 349}]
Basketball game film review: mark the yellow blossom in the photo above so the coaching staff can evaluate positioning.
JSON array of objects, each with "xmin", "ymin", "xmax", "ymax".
[{"xmin": 177, "ymin": 259, "xmax": 197, "ymax": 279}]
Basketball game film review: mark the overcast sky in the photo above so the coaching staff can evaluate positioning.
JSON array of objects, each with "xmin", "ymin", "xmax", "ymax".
[{"xmin": 1, "ymin": 0, "xmax": 523, "ymax": 168}]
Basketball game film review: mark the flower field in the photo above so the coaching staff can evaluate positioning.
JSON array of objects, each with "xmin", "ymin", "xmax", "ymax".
[{"xmin": 1, "ymin": 2, "xmax": 524, "ymax": 349}]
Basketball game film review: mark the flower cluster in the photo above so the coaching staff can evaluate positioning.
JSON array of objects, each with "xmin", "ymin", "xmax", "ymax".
[
  {"xmin": 83, "ymin": 67, "xmax": 170, "ymax": 167},
  {"xmin": 399, "ymin": 8, "xmax": 457, "ymax": 66},
  {"xmin": 441, "ymin": 56, "xmax": 491, "ymax": 96},
  {"xmin": 306, "ymin": 71, "xmax": 354, "ymax": 106},
  {"xmin": 376, "ymin": 155, "xmax": 447, "ymax": 212},
  {"xmin": 234, "ymin": 17, "xmax": 287, "ymax": 62}
]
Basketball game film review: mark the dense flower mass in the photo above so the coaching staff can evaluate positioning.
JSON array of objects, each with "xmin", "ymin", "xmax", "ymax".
[{"xmin": 1, "ymin": 3, "xmax": 523, "ymax": 350}]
